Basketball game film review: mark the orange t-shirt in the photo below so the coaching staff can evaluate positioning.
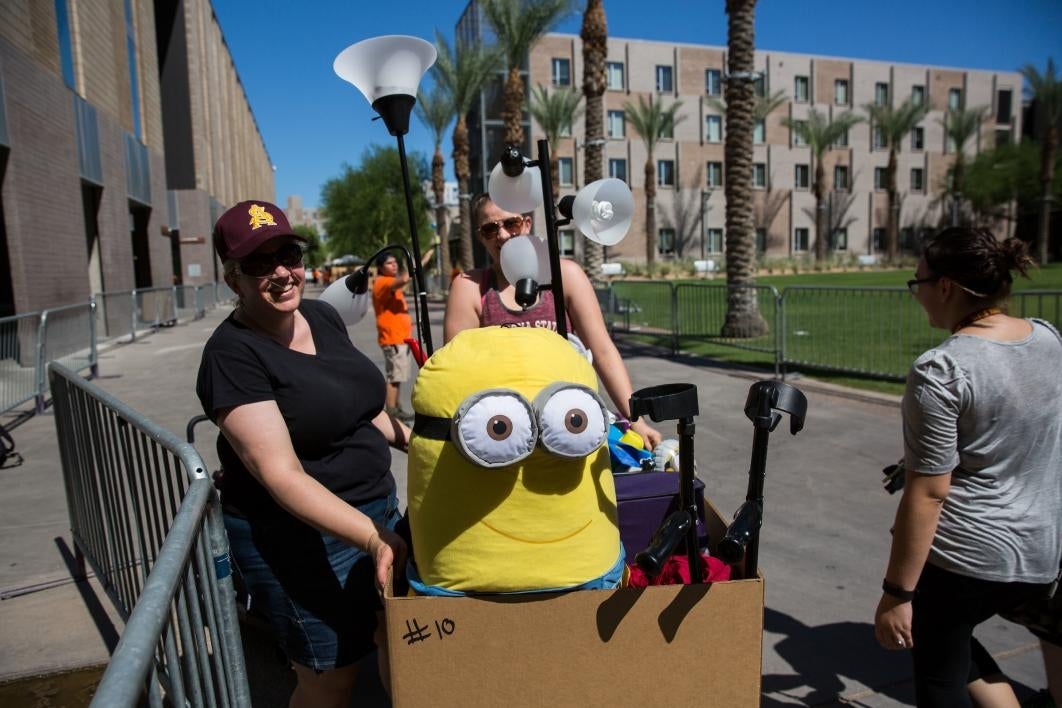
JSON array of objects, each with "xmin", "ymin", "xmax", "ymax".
[{"xmin": 372, "ymin": 275, "xmax": 412, "ymax": 345}]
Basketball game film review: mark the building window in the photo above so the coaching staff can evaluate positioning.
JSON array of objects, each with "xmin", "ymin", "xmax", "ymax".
[
  {"xmin": 995, "ymin": 128, "xmax": 1011, "ymax": 147},
  {"xmin": 752, "ymin": 163, "xmax": 766, "ymax": 189},
  {"xmin": 658, "ymin": 228, "xmax": 676, "ymax": 256},
  {"xmin": 948, "ymin": 88, "xmax": 962, "ymax": 110},
  {"xmin": 795, "ymin": 164, "xmax": 809, "ymax": 190},
  {"xmin": 55, "ymin": 0, "xmax": 75, "ymax": 89},
  {"xmin": 607, "ymin": 62, "xmax": 625, "ymax": 91},
  {"xmin": 910, "ymin": 167, "xmax": 924, "ymax": 192},
  {"xmin": 996, "ymin": 89, "xmax": 1012, "ymax": 124},
  {"xmin": 756, "ymin": 228, "xmax": 767, "ymax": 253},
  {"xmin": 833, "ymin": 128, "xmax": 849, "ymax": 148},
  {"xmin": 875, "ymin": 82, "xmax": 889, "ymax": 106},
  {"xmin": 660, "ymin": 118, "xmax": 674, "ymax": 140},
  {"xmin": 559, "ymin": 120, "xmax": 572, "ymax": 137},
  {"xmin": 552, "ymin": 58, "xmax": 571, "ymax": 86},
  {"xmin": 706, "ymin": 228, "xmax": 723, "ymax": 254},
  {"xmin": 706, "ymin": 161, "xmax": 723, "ymax": 188},
  {"xmin": 124, "ymin": 0, "xmax": 142, "ymax": 139},
  {"xmin": 608, "ymin": 158, "xmax": 627, "ymax": 182},
  {"xmin": 792, "ymin": 120, "xmax": 808, "ymax": 147},
  {"xmin": 874, "ymin": 167, "xmax": 887, "ymax": 191},
  {"xmin": 656, "ymin": 65, "xmax": 673, "ymax": 93},
  {"xmin": 607, "ymin": 110, "xmax": 625, "ymax": 138},
  {"xmin": 793, "ymin": 228, "xmax": 809, "ymax": 252},
  {"xmin": 558, "ymin": 157, "xmax": 573, "ymax": 186},
  {"xmin": 911, "ymin": 85, "xmax": 925, "ymax": 107},
  {"xmin": 657, "ymin": 159, "xmax": 675, "ymax": 187},
  {"xmin": 872, "ymin": 125, "xmax": 887, "ymax": 150},
  {"xmin": 872, "ymin": 228, "xmax": 885, "ymax": 252},
  {"xmin": 946, "ymin": 134, "xmax": 957, "ymax": 153},
  {"xmin": 834, "ymin": 79, "xmax": 849, "ymax": 105},
  {"xmin": 559, "ymin": 229, "xmax": 575, "ymax": 257},
  {"xmin": 705, "ymin": 69, "xmax": 722, "ymax": 96},
  {"xmin": 753, "ymin": 73, "xmax": 765, "ymax": 98},
  {"xmin": 834, "ymin": 165, "xmax": 849, "ymax": 191},
  {"xmin": 753, "ymin": 119, "xmax": 765, "ymax": 144},
  {"xmin": 794, "ymin": 75, "xmax": 809, "ymax": 103},
  {"xmin": 706, "ymin": 115, "xmax": 722, "ymax": 143},
  {"xmin": 911, "ymin": 126, "xmax": 924, "ymax": 151},
  {"xmin": 832, "ymin": 228, "xmax": 848, "ymax": 251}
]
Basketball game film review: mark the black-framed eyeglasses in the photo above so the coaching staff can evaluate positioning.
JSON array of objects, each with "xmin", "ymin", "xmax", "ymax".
[
  {"xmin": 478, "ymin": 216, "xmax": 527, "ymax": 240},
  {"xmin": 238, "ymin": 243, "xmax": 305, "ymax": 277},
  {"xmin": 906, "ymin": 275, "xmax": 939, "ymax": 295}
]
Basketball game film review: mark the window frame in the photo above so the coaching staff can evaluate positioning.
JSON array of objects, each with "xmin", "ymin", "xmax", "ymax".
[
  {"xmin": 875, "ymin": 82, "xmax": 889, "ymax": 107},
  {"xmin": 658, "ymin": 227, "xmax": 676, "ymax": 256},
  {"xmin": 706, "ymin": 161, "xmax": 723, "ymax": 188},
  {"xmin": 706, "ymin": 228, "xmax": 724, "ymax": 254},
  {"xmin": 794, "ymin": 164, "xmax": 810, "ymax": 190},
  {"xmin": 911, "ymin": 85, "xmax": 925, "ymax": 107},
  {"xmin": 911, "ymin": 126, "xmax": 924, "ymax": 151},
  {"xmin": 910, "ymin": 167, "xmax": 924, "ymax": 193},
  {"xmin": 752, "ymin": 162, "xmax": 766, "ymax": 189},
  {"xmin": 948, "ymin": 88, "xmax": 962, "ymax": 111},
  {"xmin": 794, "ymin": 75, "xmax": 809, "ymax": 103},
  {"xmin": 608, "ymin": 158, "xmax": 628, "ymax": 182},
  {"xmin": 607, "ymin": 110, "xmax": 625, "ymax": 138},
  {"xmin": 656, "ymin": 158, "xmax": 676, "ymax": 187},
  {"xmin": 834, "ymin": 79, "xmax": 849, "ymax": 106},
  {"xmin": 793, "ymin": 227, "xmax": 809, "ymax": 252},
  {"xmin": 551, "ymin": 57, "xmax": 571, "ymax": 87},
  {"xmin": 655, "ymin": 64, "xmax": 674, "ymax": 93},
  {"xmin": 705, "ymin": 114, "xmax": 723, "ymax": 143},
  {"xmin": 705, "ymin": 68, "xmax": 722, "ymax": 96},
  {"xmin": 833, "ymin": 164, "xmax": 849, "ymax": 191},
  {"xmin": 606, "ymin": 61, "xmax": 625, "ymax": 91},
  {"xmin": 558, "ymin": 157, "xmax": 574, "ymax": 186},
  {"xmin": 874, "ymin": 167, "xmax": 888, "ymax": 191}
]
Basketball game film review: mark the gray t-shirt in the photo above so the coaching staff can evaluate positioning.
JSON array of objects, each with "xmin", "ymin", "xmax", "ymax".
[{"xmin": 903, "ymin": 318, "xmax": 1062, "ymax": 584}]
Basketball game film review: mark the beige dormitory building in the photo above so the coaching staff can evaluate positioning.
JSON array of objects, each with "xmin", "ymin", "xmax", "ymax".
[
  {"xmin": 0, "ymin": 0, "xmax": 273, "ymax": 316},
  {"xmin": 463, "ymin": 27, "xmax": 1022, "ymax": 265}
]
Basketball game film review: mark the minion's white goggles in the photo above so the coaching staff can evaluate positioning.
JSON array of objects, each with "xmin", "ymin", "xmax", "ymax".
[{"xmin": 412, "ymin": 383, "xmax": 609, "ymax": 468}]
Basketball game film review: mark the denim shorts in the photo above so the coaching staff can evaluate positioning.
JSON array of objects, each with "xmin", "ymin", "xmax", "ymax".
[{"xmin": 224, "ymin": 493, "xmax": 400, "ymax": 671}]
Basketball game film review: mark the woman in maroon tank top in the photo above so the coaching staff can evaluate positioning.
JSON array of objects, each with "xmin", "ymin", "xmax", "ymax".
[{"xmin": 443, "ymin": 194, "xmax": 661, "ymax": 450}]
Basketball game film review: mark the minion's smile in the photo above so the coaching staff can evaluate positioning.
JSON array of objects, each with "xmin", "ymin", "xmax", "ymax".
[{"xmin": 479, "ymin": 517, "xmax": 592, "ymax": 544}]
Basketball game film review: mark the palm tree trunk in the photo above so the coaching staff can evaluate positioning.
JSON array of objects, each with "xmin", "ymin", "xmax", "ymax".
[
  {"xmin": 1038, "ymin": 122, "xmax": 1057, "ymax": 263},
  {"xmin": 886, "ymin": 147, "xmax": 899, "ymax": 262},
  {"xmin": 453, "ymin": 115, "xmax": 474, "ymax": 271},
  {"xmin": 503, "ymin": 67, "xmax": 525, "ymax": 148},
  {"xmin": 722, "ymin": 0, "xmax": 767, "ymax": 338},
  {"xmin": 644, "ymin": 160, "xmax": 656, "ymax": 265},
  {"xmin": 432, "ymin": 146, "xmax": 451, "ymax": 288},
  {"xmin": 581, "ymin": 0, "xmax": 607, "ymax": 280},
  {"xmin": 814, "ymin": 157, "xmax": 826, "ymax": 262}
]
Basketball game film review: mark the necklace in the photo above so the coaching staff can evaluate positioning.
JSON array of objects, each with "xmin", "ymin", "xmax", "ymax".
[{"xmin": 951, "ymin": 307, "xmax": 1002, "ymax": 333}]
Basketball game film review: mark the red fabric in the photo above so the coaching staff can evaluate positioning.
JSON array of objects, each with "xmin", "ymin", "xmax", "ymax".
[
  {"xmin": 405, "ymin": 338, "xmax": 426, "ymax": 367},
  {"xmin": 626, "ymin": 553, "xmax": 732, "ymax": 588}
]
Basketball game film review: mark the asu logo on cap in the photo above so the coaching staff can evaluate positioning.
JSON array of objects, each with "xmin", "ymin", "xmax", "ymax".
[{"xmin": 247, "ymin": 204, "xmax": 278, "ymax": 230}]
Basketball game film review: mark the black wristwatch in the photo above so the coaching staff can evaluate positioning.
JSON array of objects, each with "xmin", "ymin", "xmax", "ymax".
[{"xmin": 882, "ymin": 579, "xmax": 915, "ymax": 602}]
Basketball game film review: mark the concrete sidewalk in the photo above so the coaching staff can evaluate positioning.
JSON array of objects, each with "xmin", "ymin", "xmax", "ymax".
[{"xmin": 0, "ymin": 294, "xmax": 1049, "ymax": 706}]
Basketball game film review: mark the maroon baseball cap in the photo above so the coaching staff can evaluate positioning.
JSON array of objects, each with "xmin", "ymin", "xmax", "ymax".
[{"xmin": 212, "ymin": 200, "xmax": 305, "ymax": 261}]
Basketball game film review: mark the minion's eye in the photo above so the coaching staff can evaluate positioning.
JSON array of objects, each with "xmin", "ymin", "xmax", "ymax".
[
  {"xmin": 537, "ymin": 385, "xmax": 607, "ymax": 458},
  {"xmin": 453, "ymin": 391, "xmax": 536, "ymax": 468}
]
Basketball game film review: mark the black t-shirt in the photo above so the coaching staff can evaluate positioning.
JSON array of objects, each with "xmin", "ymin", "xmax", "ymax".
[{"xmin": 196, "ymin": 298, "xmax": 394, "ymax": 518}]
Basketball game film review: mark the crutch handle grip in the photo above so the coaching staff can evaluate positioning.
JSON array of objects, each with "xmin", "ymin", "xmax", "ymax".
[{"xmin": 634, "ymin": 511, "xmax": 692, "ymax": 577}]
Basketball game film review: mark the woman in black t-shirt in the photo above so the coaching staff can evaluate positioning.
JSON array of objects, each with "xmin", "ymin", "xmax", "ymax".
[{"xmin": 196, "ymin": 201, "xmax": 410, "ymax": 707}]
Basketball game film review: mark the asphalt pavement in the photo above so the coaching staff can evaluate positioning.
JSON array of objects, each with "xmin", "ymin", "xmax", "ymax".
[{"xmin": 0, "ymin": 288, "xmax": 1049, "ymax": 706}]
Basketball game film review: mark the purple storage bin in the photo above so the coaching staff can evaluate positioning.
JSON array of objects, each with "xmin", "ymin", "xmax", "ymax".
[{"xmin": 613, "ymin": 471, "xmax": 707, "ymax": 559}]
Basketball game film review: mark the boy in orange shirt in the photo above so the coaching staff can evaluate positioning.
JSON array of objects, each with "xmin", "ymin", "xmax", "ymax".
[{"xmin": 371, "ymin": 253, "xmax": 413, "ymax": 421}]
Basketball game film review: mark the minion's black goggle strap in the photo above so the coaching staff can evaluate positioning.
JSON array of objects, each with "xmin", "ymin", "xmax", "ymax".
[{"xmin": 412, "ymin": 383, "xmax": 609, "ymax": 468}]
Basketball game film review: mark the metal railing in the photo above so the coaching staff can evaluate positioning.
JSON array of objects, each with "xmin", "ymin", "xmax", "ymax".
[
  {"xmin": 600, "ymin": 281, "xmax": 1062, "ymax": 382},
  {"xmin": 1, "ymin": 283, "xmax": 230, "ymax": 416},
  {"xmin": 50, "ymin": 362, "xmax": 249, "ymax": 708}
]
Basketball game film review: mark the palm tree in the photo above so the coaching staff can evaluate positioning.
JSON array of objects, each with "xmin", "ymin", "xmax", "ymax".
[
  {"xmin": 782, "ymin": 109, "xmax": 864, "ymax": 262},
  {"xmin": 415, "ymin": 84, "xmax": 454, "ymax": 289},
  {"xmin": 708, "ymin": 88, "xmax": 787, "ymax": 127},
  {"xmin": 580, "ymin": 0, "xmax": 607, "ymax": 279},
  {"xmin": 432, "ymin": 32, "xmax": 500, "ymax": 271},
  {"xmin": 1021, "ymin": 58, "xmax": 1060, "ymax": 264},
  {"xmin": 480, "ymin": 0, "xmax": 572, "ymax": 148},
  {"xmin": 623, "ymin": 95, "xmax": 685, "ymax": 265},
  {"xmin": 863, "ymin": 99, "xmax": 927, "ymax": 262},
  {"xmin": 939, "ymin": 105, "xmax": 990, "ymax": 226},
  {"xmin": 529, "ymin": 85, "xmax": 584, "ymax": 201},
  {"xmin": 721, "ymin": 0, "xmax": 767, "ymax": 338}
]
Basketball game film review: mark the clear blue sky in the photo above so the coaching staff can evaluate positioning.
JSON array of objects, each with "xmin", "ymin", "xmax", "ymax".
[{"xmin": 213, "ymin": 0, "xmax": 1061, "ymax": 211}]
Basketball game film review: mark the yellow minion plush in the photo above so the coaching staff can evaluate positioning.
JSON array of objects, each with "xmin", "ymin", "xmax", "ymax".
[{"xmin": 406, "ymin": 327, "xmax": 622, "ymax": 594}]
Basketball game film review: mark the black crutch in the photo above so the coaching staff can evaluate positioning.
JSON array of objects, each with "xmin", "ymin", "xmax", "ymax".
[{"xmin": 719, "ymin": 380, "xmax": 808, "ymax": 579}]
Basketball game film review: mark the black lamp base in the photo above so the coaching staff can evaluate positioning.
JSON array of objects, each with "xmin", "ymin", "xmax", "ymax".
[{"xmin": 372, "ymin": 94, "xmax": 416, "ymax": 136}]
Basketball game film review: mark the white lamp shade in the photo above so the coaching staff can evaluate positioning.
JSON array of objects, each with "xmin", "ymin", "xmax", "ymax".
[
  {"xmin": 333, "ymin": 35, "xmax": 437, "ymax": 105},
  {"xmin": 499, "ymin": 236, "xmax": 541, "ymax": 285},
  {"xmin": 488, "ymin": 161, "xmax": 543, "ymax": 214},
  {"xmin": 530, "ymin": 234, "xmax": 552, "ymax": 285},
  {"xmin": 571, "ymin": 178, "xmax": 634, "ymax": 246},
  {"xmin": 318, "ymin": 280, "xmax": 370, "ymax": 326}
]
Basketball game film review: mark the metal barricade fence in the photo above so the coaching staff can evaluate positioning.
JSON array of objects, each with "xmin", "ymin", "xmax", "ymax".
[
  {"xmin": 36, "ymin": 302, "xmax": 97, "ymax": 411},
  {"xmin": 174, "ymin": 285, "xmax": 201, "ymax": 321},
  {"xmin": 675, "ymin": 283, "xmax": 782, "ymax": 374},
  {"xmin": 1009, "ymin": 290, "xmax": 1062, "ymax": 327},
  {"xmin": 94, "ymin": 290, "xmax": 138, "ymax": 345},
  {"xmin": 135, "ymin": 287, "xmax": 178, "ymax": 332},
  {"xmin": 49, "ymin": 362, "xmax": 249, "ymax": 708},
  {"xmin": 608, "ymin": 281, "xmax": 675, "ymax": 340},
  {"xmin": 0, "ymin": 312, "xmax": 41, "ymax": 415},
  {"xmin": 196, "ymin": 284, "xmax": 218, "ymax": 314},
  {"xmin": 215, "ymin": 281, "xmax": 235, "ymax": 304}
]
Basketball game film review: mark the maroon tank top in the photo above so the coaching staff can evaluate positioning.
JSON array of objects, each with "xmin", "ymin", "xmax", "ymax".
[{"xmin": 477, "ymin": 268, "xmax": 566, "ymax": 332}]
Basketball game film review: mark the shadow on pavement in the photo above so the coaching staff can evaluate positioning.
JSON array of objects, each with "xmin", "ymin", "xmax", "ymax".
[{"xmin": 55, "ymin": 537, "xmax": 120, "ymax": 654}]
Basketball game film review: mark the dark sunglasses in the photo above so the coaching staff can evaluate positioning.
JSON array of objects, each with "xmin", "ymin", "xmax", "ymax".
[
  {"xmin": 906, "ymin": 275, "xmax": 940, "ymax": 294},
  {"xmin": 478, "ymin": 216, "xmax": 527, "ymax": 240},
  {"xmin": 238, "ymin": 243, "xmax": 305, "ymax": 277}
]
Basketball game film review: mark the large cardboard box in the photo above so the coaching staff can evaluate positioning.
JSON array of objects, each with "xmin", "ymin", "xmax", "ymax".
[{"xmin": 383, "ymin": 500, "xmax": 764, "ymax": 707}]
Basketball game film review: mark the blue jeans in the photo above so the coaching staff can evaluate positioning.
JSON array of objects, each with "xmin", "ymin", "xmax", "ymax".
[{"xmin": 224, "ymin": 493, "xmax": 400, "ymax": 670}]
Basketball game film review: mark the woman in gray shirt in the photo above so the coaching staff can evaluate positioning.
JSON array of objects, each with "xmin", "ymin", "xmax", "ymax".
[{"xmin": 874, "ymin": 227, "xmax": 1062, "ymax": 707}]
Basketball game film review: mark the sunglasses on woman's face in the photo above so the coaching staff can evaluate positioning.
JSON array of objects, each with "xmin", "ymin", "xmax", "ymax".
[
  {"xmin": 238, "ymin": 243, "xmax": 305, "ymax": 277},
  {"xmin": 478, "ymin": 216, "xmax": 526, "ymax": 240}
]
